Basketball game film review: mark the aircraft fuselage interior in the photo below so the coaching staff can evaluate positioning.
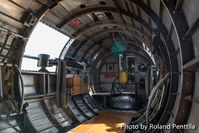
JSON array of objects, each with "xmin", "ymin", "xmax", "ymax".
[{"xmin": 0, "ymin": 0, "xmax": 199, "ymax": 133}]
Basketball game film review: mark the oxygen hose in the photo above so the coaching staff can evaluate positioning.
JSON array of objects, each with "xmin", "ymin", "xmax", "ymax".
[{"xmin": 146, "ymin": 73, "xmax": 170, "ymax": 125}]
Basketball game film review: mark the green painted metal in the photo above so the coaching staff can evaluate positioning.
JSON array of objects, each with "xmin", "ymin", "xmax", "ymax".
[{"xmin": 111, "ymin": 42, "xmax": 126, "ymax": 56}]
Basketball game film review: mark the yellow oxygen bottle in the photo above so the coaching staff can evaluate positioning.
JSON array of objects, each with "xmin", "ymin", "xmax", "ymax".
[{"xmin": 119, "ymin": 70, "xmax": 128, "ymax": 84}]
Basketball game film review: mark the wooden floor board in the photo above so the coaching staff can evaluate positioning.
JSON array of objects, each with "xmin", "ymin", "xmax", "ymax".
[{"xmin": 68, "ymin": 110, "xmax": 139, "ymax": 133}]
